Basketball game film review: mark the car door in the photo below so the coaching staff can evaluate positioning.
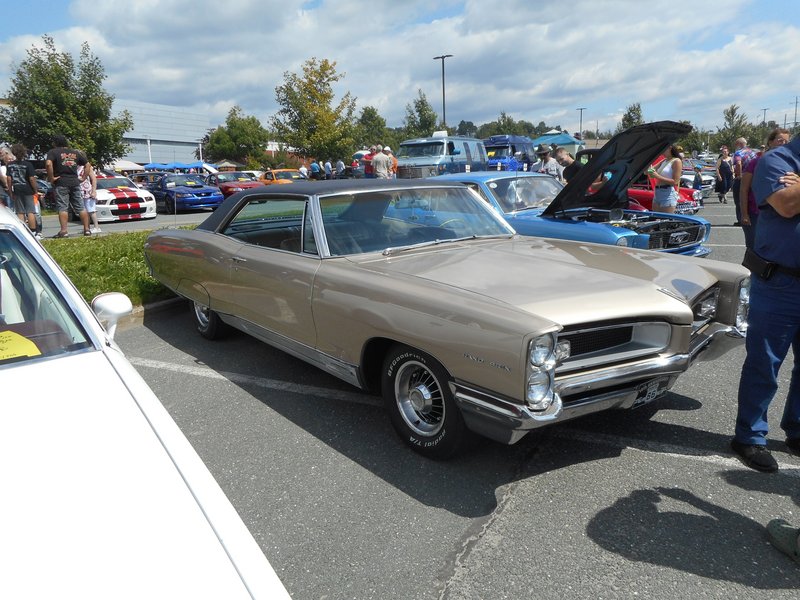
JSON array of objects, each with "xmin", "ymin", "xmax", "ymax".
[{"xmin": 219, "ymin": 195, "xmax": 320, "ymax": 349}]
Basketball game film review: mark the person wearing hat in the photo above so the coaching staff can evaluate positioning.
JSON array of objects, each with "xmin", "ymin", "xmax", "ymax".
[
  {"xmin": 372, "ymin": 144, "xmax": 393, "ymax": 179},
  {"xmin": 531, "ymin": 143, "xmax": 563, "ymax": 180}
]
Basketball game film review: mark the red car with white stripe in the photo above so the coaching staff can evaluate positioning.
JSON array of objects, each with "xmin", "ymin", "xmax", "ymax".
[{"xmin": 95, "ymin": 174, "xmax": 157, "ymax": 222}]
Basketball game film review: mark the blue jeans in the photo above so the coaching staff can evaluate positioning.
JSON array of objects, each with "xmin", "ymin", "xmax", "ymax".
[
  {"xmin": 741, "ymin": 211, "xmax": 759, "ymax": 249},
  {"xmin": 735, "ymin": 271, "xmax": 800, "ymax": 444}
]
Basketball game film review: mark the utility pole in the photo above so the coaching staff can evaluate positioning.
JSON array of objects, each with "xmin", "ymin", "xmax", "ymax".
[
  {"xmin": 433, "ymin": 54, "xmax": 453, "ymax": 128},
  {"xmin": 576, "ymin": 107, "xmax": 586, "ymax": 140},
  {"xmin": 761, "ymin": 107, "xmax": 768, "ymax": 125}
]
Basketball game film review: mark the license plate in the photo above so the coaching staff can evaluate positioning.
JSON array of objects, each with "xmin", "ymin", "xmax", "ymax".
[{"xmin": 633, "ymin": 377, "xmax": 669, "ymax": 407}]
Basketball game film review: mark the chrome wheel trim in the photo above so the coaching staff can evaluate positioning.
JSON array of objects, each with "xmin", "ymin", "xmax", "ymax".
[
  {"xmin": 193, "ymin": 302, "xmax": 210, "ymax": 329},
  {"xmin": 394, "ymin": 359, "xmax": 445, "ymax": 436}
]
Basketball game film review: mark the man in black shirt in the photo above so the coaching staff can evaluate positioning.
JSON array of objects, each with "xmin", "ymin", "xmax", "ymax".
[
  {"xmin": 7, "ymin": 144, "xmax": 40, "ymax": 235},
  {"xmin": 46, "ymin": 135, "xmax": 90, "ymax": 237},
  {"xmin": 554, "ymin": 147, "xmax": 581, "ymax": 183}
]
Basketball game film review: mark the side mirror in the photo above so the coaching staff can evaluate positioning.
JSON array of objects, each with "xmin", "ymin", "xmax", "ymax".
[{"xmin": 91, "ymin": 292, "xmax": 133, "ymax": 340}]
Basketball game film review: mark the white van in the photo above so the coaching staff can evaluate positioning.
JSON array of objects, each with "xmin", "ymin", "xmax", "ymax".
[{"xmin": 396, "ymin": 131, "xmax": 488, "ymax": 178}]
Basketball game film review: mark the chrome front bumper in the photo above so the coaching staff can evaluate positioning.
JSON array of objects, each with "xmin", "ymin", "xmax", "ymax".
[{"xmin": 454, "ymin": 322, "xmax": 745, "ymax": 445}]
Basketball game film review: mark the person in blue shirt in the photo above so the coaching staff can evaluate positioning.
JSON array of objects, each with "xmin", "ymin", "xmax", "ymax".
[{"xmin": 731, "ymin": 134, "xmax": 800, "ymax": 472}]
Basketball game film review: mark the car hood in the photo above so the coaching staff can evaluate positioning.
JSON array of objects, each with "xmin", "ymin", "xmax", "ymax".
[
  {"xmin": 0, "ymin": 350, "xmax": 285, "ymax": 598},
  {"xmin": 221, "ymin": 181, "xmax": 262, "ymax": 188},
  {"xmin": 543, "ymin": 121, "xmax": 692, "ymax": 216},
  {"xmin": 355, "ymin": 236, "xmax": 717, "ymax": 326},
  {"xmin": 173, "ymin": 184, "xmax": 220, "ymax": 194}
]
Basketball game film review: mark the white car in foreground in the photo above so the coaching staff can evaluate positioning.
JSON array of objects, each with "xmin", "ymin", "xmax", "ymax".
[{"xmin": 0, "ymin": 206, "xmax": 289, "ymax": 599}]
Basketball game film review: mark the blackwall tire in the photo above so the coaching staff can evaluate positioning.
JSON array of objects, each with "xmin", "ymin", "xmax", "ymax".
[{"xmin": 193, "ymin": 301, "xmax": 228, "ymax": 340}]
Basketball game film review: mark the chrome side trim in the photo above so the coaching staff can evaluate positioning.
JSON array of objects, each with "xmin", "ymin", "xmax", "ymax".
[{"xmin": 220, "ymin": 314, "xmax": 363, "ymax": 388}]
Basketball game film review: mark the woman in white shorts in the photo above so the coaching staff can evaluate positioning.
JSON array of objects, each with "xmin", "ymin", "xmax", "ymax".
[{"xmin": 650, "ymin": 144, "xmax": 683, "ymax": 214}]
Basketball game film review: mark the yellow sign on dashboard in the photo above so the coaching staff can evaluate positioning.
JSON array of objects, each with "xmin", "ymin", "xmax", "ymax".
[{"xmin": 0, "ymin": 330, "xmax": 42, "ymax": 361}]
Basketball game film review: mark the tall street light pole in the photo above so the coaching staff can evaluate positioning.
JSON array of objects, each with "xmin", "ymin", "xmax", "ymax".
[
  {"xmin": 761, "ymin": 107, "xmax": 768, "ymax": 124},
  {"xmin": 576, "ymin": 107, "xmax": 586, "ymax": 140},
  {"xmin": 433, "ymin": 54, "xmax": 453, "ymax": 128}
]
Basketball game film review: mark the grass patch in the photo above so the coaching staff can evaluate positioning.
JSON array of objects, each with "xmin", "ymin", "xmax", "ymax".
[{"xmin": 42, "ymin": 231, "xmax": 176, "ymax": 307}]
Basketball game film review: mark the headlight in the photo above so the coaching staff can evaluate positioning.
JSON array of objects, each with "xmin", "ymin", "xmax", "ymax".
[
  {"xmin": 526, "ymin": 369, "xmax": 554, "ymax": 409},
  {"xmin": 615, "ymin": 237, "xmax": 629, "ymax": 246},
  {"xmin": 693, "ymin": 190, "xmax": 702, "ymax": 201},
  {"xmin": 176, "ymin": 192, "xmax": 191, "ymax": 198},
  {"xmin": 529, "ymin": 333, "xmax": 556, "ymax": 367},
  {"xmin": 736, "ymin": 277, "xmax": 750, "ymax": 331},
  {"xmin": 693, "ymin": 288, "xmax": 720, "ymax": 320}
]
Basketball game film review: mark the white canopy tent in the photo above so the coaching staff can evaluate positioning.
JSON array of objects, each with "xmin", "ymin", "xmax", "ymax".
[{"xmin": 111, "ymin": 159, "xmax": 145, "ymax": 172}]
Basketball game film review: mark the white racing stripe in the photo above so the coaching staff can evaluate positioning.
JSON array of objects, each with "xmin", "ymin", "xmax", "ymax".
[{"xmin": 130, "ymin": 356, "xmax": 800, "ymax": 475}]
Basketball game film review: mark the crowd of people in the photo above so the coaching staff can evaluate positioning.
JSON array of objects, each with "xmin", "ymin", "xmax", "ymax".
[
  {"xmin": 298, "ymin": 144, "xmax": 399, "ymax": 180},
  {"xmin": 0, "ymin": 134, "xmax": 100, "ymax": 238}
]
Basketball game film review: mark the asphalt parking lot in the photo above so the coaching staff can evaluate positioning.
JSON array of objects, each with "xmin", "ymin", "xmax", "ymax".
[{"xmin": 111, "ymin": 198, "xmax": 800, "ymax": 599}]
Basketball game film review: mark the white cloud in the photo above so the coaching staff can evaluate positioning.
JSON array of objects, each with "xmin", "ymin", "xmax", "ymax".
[{"xmin": 0, "ymin": 0, "xmax": 798, "ymax": 134}]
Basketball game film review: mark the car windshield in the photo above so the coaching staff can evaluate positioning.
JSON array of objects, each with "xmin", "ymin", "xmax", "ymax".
[
  {"xmin": 485, "ymin": 177, "xmax": 563, "ymax": 212},
  {"xmin": 275, "ymin": 171, "xmax": 301, "ymax": 180},
  {"xmin": 486, "ymin": 146, "xmax": 512, "ymax": 158},
  {"xmin": 0, "ymin": 231, "xmax": 92, "ymax": 366},
  {"xmin": 97, "ymin": 177, "xmax": 136, "ymax": 190},
  {"xmin": 397, "ymin": 142, "xmax": 445, "ymax": 159},
  {"xmin": 218, "ymin": 172, "xmax": 255, "ymax": 182},
  {"xmin": 318, "ymin": 186, "xmax": 513, "ymax": 256},
  {"xmin": 167, "ymin": 175, "xmax": 205, "ymax": 187}
]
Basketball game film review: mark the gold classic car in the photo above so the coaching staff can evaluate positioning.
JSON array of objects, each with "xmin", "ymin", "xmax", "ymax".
[{"xmin": 144, "ymin": 147, "xmax": 749, "ymax": 459}]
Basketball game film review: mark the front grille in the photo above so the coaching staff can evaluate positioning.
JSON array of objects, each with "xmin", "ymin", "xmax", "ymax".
[
  {"xmin": 113, "ymin": 205, "xmax": 147, "ymax": 216},
  {"xmin": 557, "ymin": 321, "xmax": 671, "ymax": 373},
  {"xmin": 561, "ymin": 326, "xmax": 633, "ymax": 356},
  {"xmin": 647, "ymin": 224, "xmax": 704, "ymax": 249},
  {"xmin": 398, "ymin": 166, "xmax": 426, "ymax": 179}
]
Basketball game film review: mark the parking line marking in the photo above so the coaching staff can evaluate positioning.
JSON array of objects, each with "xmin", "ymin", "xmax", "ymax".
[
  {"xmin": 130, "ymin": 357, "xmax": 800, "ymax": 475},
  {"xmin": 129, "ymin": 356, "xmax": 382, "ymax": 407}
]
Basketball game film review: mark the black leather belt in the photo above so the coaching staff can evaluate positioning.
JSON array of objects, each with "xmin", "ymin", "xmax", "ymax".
[{"xmin": 742, "ymin": 248, "xmax": 800, "ymax": 280}]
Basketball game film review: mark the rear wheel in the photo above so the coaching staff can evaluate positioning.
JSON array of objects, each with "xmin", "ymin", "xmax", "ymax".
[
  {"xmin": 193, "ymin": 301, "xmax": 228, "ymax": 339},
  {"xmin": 381, "ymin": 344, "xmax": 467, "ymax": 459}
]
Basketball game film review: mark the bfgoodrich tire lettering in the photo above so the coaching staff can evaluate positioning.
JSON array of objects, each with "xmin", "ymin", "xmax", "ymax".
[{"xmin": 381, "ymin": 344, "xmax": 466, "ymax": 459}]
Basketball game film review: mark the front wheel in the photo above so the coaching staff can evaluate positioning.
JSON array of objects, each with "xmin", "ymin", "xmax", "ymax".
[
  {"xmin": 193, "ymin": 301, "xmax": 228, "ymax": 340},
  {"xmin": 381, "ymin": 345, "xmax": 467, "ymax": 459}
]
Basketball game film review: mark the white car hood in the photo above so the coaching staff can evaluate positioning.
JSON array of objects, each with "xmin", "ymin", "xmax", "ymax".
[{"xmin": 0, "ymin": 350, "xmax": 287, "ymax": 599}]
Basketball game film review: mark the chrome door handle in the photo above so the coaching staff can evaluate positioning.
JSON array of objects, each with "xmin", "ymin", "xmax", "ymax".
[{"xmin": 232, "ymin": 256, "xmax": 247, "ymax": 263}]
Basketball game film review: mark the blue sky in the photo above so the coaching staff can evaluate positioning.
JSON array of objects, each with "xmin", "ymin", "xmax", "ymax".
[{"xmin": 0, "ymin": 0, "xmax": 798, "ymax": 140}]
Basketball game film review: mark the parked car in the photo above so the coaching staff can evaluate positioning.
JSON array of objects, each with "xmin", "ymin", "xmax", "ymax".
[
  {"xmin": 438, "ymin": 122, "xmax": 711, "ymax": 256},
  {"xmin": 0, "ymin": 206, "xmax": 289, "ymax": 599},
  {"xmin": 130, "ymin": 170, "xmax": 168, "ymax": 192},
  {"xmin": 93, "ymin": 173, "xmax": 157, "ymax": 222},
  {"xmin": 396, "ymin": 131, "xmax": 488, "ymax": 178},
  {"xmin": 436, "ymin": 171, "xmax": 711, "ymax": 256},
  {"xmin": 680, "ymin": 159, "xmax": 716, "ymax": 199},
  {"xmin": 577, "ymin": 148, "xmax": 703, "ymax": 214},
  {"xmin": 260, "ymin": 168, "xmax": 304, "ymax": 185},
  {"xmin": 483, "ymin": 134, "xmax": 536, "ymax": 171},
  {"xmin": 144, "ymin": 156, "xmax": 750, "ymax": 459},
  {"xmin": 206, "ymin": 171, "xmax": 265, "ymax": 198},
  {"xmin": 151, "ymin": 173, "xmax": 225, "ymax": 213}
]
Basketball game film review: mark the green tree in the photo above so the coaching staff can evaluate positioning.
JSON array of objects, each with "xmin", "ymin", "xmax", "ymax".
[
  {"xmin": 403, "ymin": 90, "xmax": 438, "ymax": 138},
  {"xmin": 456, "ymin": 120, "xmax": 476, "ymax": 137},
  {"xmin": 354, "ymin": 106, "xmax": 386, "ymax": 149},
  {"xmin": 616, "ymin": 103, "xmax": 644, "ymax": 133},
  {"xmin": 713, "ymin": 104, "xmax": 761, "ymax": 151},
  {"xmin": 0, "ymin": 35, "xmax": 132, "ymax": 164},
  {"xmin": 203, "ymin": 106, "xmax": 269, "ymax": 164},
  {"xmin": 270, "ymin": 57, "xmax": 356, "ymax": 159}
]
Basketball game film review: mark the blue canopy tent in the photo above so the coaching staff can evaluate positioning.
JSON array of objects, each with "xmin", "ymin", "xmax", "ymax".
[
  {"xmin": 530, "ymin": 132, "xmax": 585, "ymax": 156},
  {"xmin": 143, "ymin": 162, "xmax": 168, "ymax": 170}
]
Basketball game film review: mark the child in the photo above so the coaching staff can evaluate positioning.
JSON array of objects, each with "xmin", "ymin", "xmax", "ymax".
[{"xmin": 692, "ymin": 164, "xmax": 704, "ymax": 206}]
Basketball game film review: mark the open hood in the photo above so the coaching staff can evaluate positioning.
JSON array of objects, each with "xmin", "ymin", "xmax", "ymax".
[{"xmin": 542, "ymin": 121, "xmax": 692, "ymax": 216}]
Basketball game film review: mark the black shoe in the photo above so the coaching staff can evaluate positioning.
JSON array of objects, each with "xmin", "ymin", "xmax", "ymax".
[
  {"xmin": 731, "ymin": 440, "xmax": 778, "ymax": 472},
  {"xmin": 786, "ymin": 438, "xmax": 800, "ymax": 455}
]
